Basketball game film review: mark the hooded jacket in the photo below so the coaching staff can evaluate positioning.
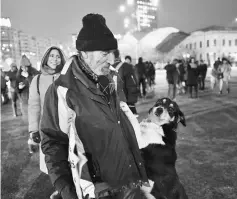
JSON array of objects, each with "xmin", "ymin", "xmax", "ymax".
[
  {"xmin": 28, "ymin": 46, "xmax": 65, "ymax": 173},
  {"xmin": 40, "ymin": 55, "xmax": 149, "ymax": 199}
]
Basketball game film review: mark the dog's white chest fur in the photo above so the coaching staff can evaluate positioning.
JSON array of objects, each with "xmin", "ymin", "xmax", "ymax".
[{"xmin": 139, "ymin": 119, "xmax": 165, "ymax": 148}]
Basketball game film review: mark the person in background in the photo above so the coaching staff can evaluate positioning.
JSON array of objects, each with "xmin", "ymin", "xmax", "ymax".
[
  {"xmin": 124, "ymin": 55, "xmax": 132, "ymax": 64},
  {"xmin": 27, "ymin": 46, "xmax": 66, "ymax": 199},
  {"xmin": 187, "ymin": 57, "xmax": 199, "ymax": 98},
  {"xmin": 112, "ymin": 51, "xmax": 139, "ymax": 116},
  {"xmin": 40, "ymin": 13, "xmax": 148, "ymax": 199},
  {"xmin": 177, "ymin": 59, "xmax": 186, "ymax": 95},
  {"xmin": 218, "ymin": 57, "xmax": 232, "ymax": 94},
  {"xmin": 146, "ymin": 61, "xmax": 156, "ymax": 89},
  {"xmin": 164, "ymin": 59, "xmax": 179, "ymax": 100},
  {"xmin": 135, "ymin": 57, "xmax": 147, "ymax": 98},
  {"xmin": 5, "ymin": 63, "xmax": 19, "ymax": 116},
  {"xmin": 1, "ymin": 69, "xmax": 9, "ymax": 105},
  {"xmin": 198, "ymin": 60, "xmax": 207, "ymax": 90},
  {"xmin": 16, "ymin": 55, "xmax": 38, "ymax": 119},
  {"xmin": 210, "ymin": 58, "xmax": 222, "ymax": 90}
]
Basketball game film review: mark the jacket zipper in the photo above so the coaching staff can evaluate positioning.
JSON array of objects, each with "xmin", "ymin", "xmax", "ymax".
[{"xmin": 131, "ymin": 75, "xmax": 136, "ymax": 84}]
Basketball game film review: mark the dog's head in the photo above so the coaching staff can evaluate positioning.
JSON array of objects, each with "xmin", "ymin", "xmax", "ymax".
[{"xmin": 148, "ymin": 97, "xmax": 186, "ymax": 129}]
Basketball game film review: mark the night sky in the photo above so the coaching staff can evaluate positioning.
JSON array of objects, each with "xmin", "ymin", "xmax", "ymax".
[{"xmin": 2, "ymin": 0, "xmax": 237, "ymax": 42}]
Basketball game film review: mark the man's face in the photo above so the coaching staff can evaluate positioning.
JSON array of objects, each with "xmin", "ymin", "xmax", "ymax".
[
  {"xmin": 83, "ymin": 51, "xmax": 115, "ymax": 75},
  {"xmin": 125, "ymin": 58, "xmax": 131, "ymax": 64}
]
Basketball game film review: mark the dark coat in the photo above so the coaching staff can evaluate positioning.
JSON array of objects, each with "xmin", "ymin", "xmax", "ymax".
[
  {"xmin": 40, "ymin": 56, "xmax": 148, "ymax": 198},
  {"xmin": 198, "ymin": 64, "xmax": 207, "ymax": 78},
  {"xmin": 6, "ymin": 70, "xmax": 18, "ymax": 91},
  {"xmin": 119, "ymin": 62, "xmax": 139, "ymax": 104},
  {"xmin": 164, "ymin": 64, "xmax": 179, "ymax": 85},
  {"xmin": 135, "ymin": 62, "xmax": 146, "ymax": 79},
  {"xmin": 178, "ymin": 64, "xmax": 186, "ymax": 82},
  {"xmin": 187, "ymin": 64, "xmax": 199, "ymax": 86}
]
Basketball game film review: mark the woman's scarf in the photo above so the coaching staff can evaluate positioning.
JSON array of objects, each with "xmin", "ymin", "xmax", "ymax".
[{"xmin": 43, "ymin": 64, "xmax": 63, "ymax": 75}]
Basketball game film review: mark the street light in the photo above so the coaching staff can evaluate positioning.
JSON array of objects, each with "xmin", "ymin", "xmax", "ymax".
[
  {"xmin": 119, "ymin": 5, "xmax": 126, "ymax": 12},
  {"xmin": 124, "ymin": 18, "xmax": 130, "ymax": 25}
]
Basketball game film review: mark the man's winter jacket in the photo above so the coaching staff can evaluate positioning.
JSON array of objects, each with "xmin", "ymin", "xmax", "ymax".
[{"xmin": 40, "ymin": 56, "xmax": 148, "ymax": 199}]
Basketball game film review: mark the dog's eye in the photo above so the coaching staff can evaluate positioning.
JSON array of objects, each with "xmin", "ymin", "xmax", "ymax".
[{"xmin": 168, "ymin": 107, "xmax": 174, "ymax": 113}]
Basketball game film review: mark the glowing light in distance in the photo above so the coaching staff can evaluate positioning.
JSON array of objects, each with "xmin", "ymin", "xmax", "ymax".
[{"xmin": 119, "ymin": 5, "xmax": 126, "ymax": 12}]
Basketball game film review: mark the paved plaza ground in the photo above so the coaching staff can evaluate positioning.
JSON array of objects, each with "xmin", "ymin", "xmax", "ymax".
[{"xmin": 1, "ymin": 68, "xmax": 237, "ymax": 199}]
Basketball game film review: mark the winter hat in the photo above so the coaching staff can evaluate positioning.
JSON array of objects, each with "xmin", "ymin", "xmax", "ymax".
[
  {"xmin": 20, "ymin": 55, "xmax": 31, "ymax": 67},
  {"xmin": 76, "ymin": 13, "xmax": 118, "ymax": 52}
]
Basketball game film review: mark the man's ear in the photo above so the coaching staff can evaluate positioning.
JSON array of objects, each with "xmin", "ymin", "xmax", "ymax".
[{"xmin": 178, "ymin": 110, "xmax": 186, "ymax": 126}]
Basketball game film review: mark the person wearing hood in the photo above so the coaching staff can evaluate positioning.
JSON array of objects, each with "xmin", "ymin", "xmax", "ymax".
[
  {"xmin": 27, "ymin": 46, "xmax": 66, "ymax": 199},
  {"xmin": 16, "ymin": 55, "xmax": 39, "ymax": 118},
  {"xmin": 5, "ymin": 63, "xmax": 19, "ymax": 116}
]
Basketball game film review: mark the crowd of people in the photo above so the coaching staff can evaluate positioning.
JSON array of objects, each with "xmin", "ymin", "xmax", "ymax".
[
  {"xmin": 163, "ymin": 56, "xmax": 232, "ymax": 101},
  {"xmin": 1, "ymin": 12, "xmax": 233, "ymax": 199}
]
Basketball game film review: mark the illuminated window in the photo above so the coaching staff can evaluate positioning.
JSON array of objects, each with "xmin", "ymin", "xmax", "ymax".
[
  {"xmin": 214, "ymin": 53, "xmax": 216, "ymax": 60},
  {"xmin": 214, "ymin": 39, "xmax": 216, "ymax": 46},
  {"xmin": 223, "ymin": 39, "xmax": 225, "ymax": 46}
]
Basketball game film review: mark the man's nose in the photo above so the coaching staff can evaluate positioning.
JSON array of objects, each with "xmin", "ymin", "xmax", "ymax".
[{"xmin": 107, "ymin": 53, "xmax": 115, "ymax": 65}]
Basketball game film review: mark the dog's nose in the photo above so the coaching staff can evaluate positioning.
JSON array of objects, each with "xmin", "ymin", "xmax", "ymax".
[{"xmin": 155, "ymin": 107, "xmax": 163, "ymax": 115}]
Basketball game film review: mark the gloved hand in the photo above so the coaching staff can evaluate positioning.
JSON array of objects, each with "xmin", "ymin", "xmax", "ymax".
[{"xmin": 28, "ymin": 131, "xmax": 41, "ymax": 153}]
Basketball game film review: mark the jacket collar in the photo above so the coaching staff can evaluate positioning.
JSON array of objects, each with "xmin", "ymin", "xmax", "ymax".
[{"xmin": 59, "ymin": 55, "xmax": 105, "ymax": 98}]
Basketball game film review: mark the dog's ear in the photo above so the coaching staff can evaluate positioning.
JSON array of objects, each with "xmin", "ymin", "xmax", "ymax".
[{"xmin": 178, "ymin": 110, "xmax": 186, "ymax": 126}]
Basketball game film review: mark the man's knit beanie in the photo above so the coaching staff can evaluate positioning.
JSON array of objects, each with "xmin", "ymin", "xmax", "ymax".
[{"xmin": 76, "ymin": 13, "xmax": 118, "ymax": 51}]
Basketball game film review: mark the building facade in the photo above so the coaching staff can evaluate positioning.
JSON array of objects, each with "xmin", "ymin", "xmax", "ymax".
[
  {"xmin": 136, "ymin": 0, "xmax": 158, "ymax": 32},
  {"xmin": 168, "ymin": 26, "xmax": 237, "ymax": 66}
]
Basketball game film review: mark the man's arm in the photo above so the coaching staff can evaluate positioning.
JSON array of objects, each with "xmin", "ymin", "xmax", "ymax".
[{"xmin": 41, "ymin": 84, "xmax": 78, "ymax": 199}]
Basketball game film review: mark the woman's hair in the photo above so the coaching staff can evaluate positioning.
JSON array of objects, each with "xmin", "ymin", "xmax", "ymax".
[{"xmin": 41, "ymin": 46, "xmax": 66, "ymax": 72}]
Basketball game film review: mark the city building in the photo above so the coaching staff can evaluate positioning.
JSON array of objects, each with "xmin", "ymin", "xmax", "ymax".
[
  {"xmin": 1, "ymin": 17, "xmax": 21, "ymax": 62},
  {"xmin": 167, "ymin": 26, "xmax": 237, "ymax": 66},
  {"xmin": 1, "ymin": 17, "xmax": 72, "ymax": 69},
  {"xmin": 135, "ymin": 0, "xmax": 158, "ymax": 32}
]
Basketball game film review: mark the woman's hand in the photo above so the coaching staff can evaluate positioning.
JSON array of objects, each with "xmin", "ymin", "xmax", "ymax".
[
  {"xmin": 19, "ymin": 82, "xmax": 26, "ymax": 89},
  {"xmin": 21, "ymin": 71, "xmax": 29, "ymax": 78}
]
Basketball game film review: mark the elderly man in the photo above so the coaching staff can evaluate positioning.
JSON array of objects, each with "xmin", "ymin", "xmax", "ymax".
[{"xmin": 40, "ymin": 14, "xmax": 149, "ymax": 199}]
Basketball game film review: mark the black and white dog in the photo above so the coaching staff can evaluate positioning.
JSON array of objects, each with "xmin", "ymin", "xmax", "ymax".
[{"xmin": 138, "ymin": 97, "xmax": 188, "ymax": 199}]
